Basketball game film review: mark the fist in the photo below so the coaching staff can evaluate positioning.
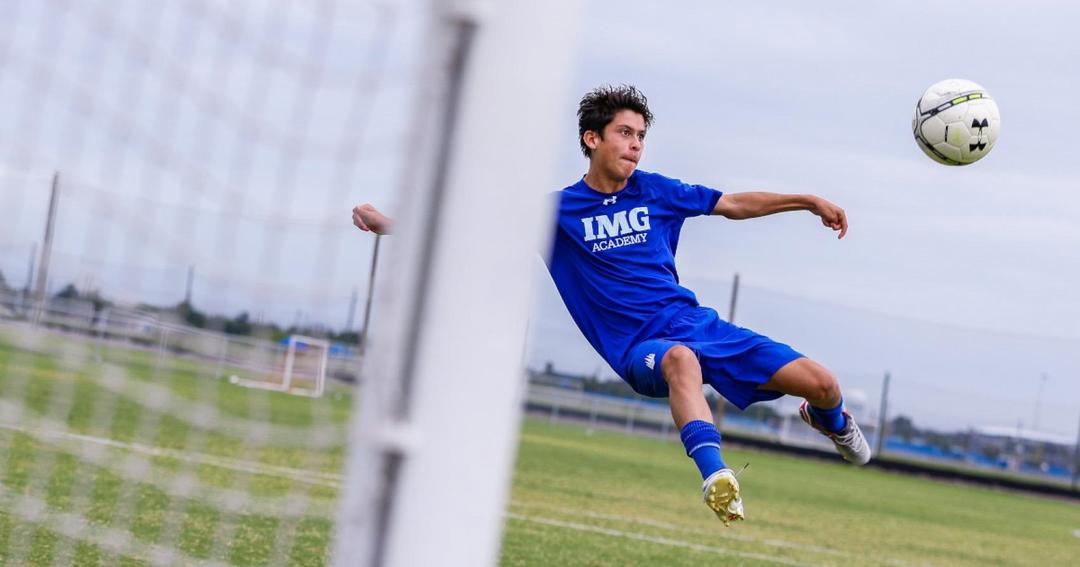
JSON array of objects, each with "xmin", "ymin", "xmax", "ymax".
[{"xmin": 352, "ymin": 203, "xmax": 392, "ymax": 235}]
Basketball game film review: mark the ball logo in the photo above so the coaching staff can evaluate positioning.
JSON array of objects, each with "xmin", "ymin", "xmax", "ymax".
[{"xmin": 970, "ymin": 118, "xmax": 989, "ymax": 152}]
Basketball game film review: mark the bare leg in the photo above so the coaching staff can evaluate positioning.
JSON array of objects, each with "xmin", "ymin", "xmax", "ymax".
[
  {"xmin": 757, "ymin": 357, "xmax": 840, "ymax": 406},
  {"xmin": 759, "ymin": 357, "xmax": 871, "ymax": 465},
  {"xmin": 663, "ymin": 345, "xmax": 745, "ymax": 524},
  {"xmin": 661, "ymin": 345, "xmax": 712, "ymax": 428}
]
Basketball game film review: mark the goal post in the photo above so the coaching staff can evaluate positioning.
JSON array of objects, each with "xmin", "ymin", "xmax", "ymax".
[
  {"xmin": 230, "ymin": 334, "xmax": 329, "ymax": 398},
  {"xmin": 0, "ymin": 0, "xmax": 578, "ymax": 564},
  {"xmin": 332, "ymin": 1, "xmax": 580, "ymax": 566},
  {"xmin": 281, "ymin": 334, "xmax": 329, "ymax": 398}
]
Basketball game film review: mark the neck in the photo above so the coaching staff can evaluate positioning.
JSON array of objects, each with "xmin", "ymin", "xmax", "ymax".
[{"xmin": 583, "ymin": 164, "xmax": 629, "ymax": 194}]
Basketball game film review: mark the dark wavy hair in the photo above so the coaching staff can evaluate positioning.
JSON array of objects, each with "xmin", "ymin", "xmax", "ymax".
[{"xmin": 577, "ymin": 84, "xmax": 654, "ymax": 158}]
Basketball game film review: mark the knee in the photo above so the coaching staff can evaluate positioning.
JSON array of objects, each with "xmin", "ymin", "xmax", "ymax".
[
  {"xmin": 808, "ymin": 367, "xmax": 841, "ymax": 406},
  {"xmin": 661, "ymin": 345, "xmax": 700, "ymax": 389}
]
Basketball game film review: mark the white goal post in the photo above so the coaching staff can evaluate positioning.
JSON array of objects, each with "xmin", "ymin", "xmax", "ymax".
[
  {"xmin": 231, "ymin": 334, "xmax": 329, "ymax": 398},
  {"xmin": 333, "ymin": 1, "xmax": 579, "ymax": 566},
  {"xmin": 281, "ymin": 334, "xmax": 329, "ymax": 398}
]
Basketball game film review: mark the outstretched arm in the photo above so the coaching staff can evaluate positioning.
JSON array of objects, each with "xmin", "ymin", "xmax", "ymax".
[
  {"xmin": 352, "ymin": 203, "xmax": 393, "ymax": 235},
  {"xmin": 711, "ymin": 192, "xmax": 847, "ymax": 239}
]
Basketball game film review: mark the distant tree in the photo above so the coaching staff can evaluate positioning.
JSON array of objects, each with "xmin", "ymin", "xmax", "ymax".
[
  {"xmin": 0, "ymin": 270, "xmax": 12, "ymax": 294},
  {"xmin": 923, "ymin": 430, "xmax": 957, "ymax": 452},
  {"xmin": 176, "ymin": 301, "xmax": 207, "ymax": 328},
  {"xmin": 889, "ymin": 415, "xmax": 917, "ymax": 442},
  {"xmin": 702, "ymin": 392, "xmax": 770, "ymax": 422},
  {"xmin": 85, "ymin": 290, "xmax": 110, "ymax": 311},
  {"xmin": 84, "ymin": 290, "xmax": 111, "ymax": 326},
  {"xmin": 333, "ymin": 330, "xmax": 361, "ymax": 345},
  {"xmin": 224, "ymin": 311, "xmax": 253, "ymax": 335},
  {"xmin": 582, "ymin": 375, "xmax": 638, "ymax": 398},
  {"xmin": 54, "ymin": 283, "xmax": 79, "ymax": 300},
  {"xmin": 740, "ymin": 402, "xmax": 781, "ymax": 425}
]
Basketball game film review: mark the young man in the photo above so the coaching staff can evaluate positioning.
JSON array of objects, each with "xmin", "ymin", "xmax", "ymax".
[{"xmin": 352, "ymin": 84, "xmax": 870, "ymax": 526}]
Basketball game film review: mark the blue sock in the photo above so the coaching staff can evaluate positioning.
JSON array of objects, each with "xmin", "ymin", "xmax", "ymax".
[
  {"xmin": 808, "ymin": 397, "xmax": 847, "ymax": 433},
  {"xmin": 679, "ymin": 420, "xmax": 725, "ymax": 480}
]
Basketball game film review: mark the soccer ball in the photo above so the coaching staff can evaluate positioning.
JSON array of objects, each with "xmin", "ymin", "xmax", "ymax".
[{"xmin": 912, "ymin": 79, "xmax": 1000, "ymax": 165}]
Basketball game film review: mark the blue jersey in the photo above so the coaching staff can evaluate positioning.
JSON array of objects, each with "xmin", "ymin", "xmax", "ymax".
[{"xmin": 545, "ymin": 170, "xmax": 723, "ymax": 375}]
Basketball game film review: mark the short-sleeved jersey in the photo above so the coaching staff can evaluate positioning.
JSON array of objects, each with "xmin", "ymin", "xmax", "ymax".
[{"xmin": 545, "ymin": 170, "xmax": 723, "ymax": 375}]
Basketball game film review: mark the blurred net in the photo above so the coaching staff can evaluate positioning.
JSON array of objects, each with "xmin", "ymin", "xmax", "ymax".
[{"xmin": 0, "ymin": 0, "xmax": 423, "ymax": 564}]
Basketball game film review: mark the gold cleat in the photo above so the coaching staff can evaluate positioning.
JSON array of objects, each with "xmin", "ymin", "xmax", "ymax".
[{"xmin": 702, "ymin": 468, "xmax": 744, "ymax": 526}]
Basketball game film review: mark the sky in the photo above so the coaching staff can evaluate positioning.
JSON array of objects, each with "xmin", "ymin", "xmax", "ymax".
[
  {"xmin": 529, "ymin": 0, "xmax": 1080, "ymax": 437},
  {"xmin": 0, "ymin": 0, "xmax": 421, "ymax": 326},
  {"xmin": 0, "ymin": 0, "xmax": 1077, "ymax": 436}
]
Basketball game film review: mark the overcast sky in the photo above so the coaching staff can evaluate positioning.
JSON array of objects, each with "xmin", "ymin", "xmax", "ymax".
[
  {"xmin": 528, "ymin": 0, "xmax": 1080, "ymax": 436},
  {"xmin": 1, "ymin": 0, "xmax": 1077, "ymax": 436}
]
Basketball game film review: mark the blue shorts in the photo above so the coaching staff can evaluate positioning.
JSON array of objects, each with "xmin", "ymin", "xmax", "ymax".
[{"xmin": 622, "ymin": 307, "xmax": 803, "ymax": 409}]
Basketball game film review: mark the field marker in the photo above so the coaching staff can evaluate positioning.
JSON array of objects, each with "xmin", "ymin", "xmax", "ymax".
[
  {"xmin": 508, "ymin": 512, "xmax": 822, "ymax": 567},
  {"xmin": 0, "ymin": 421, "xmax": 343, "ymax": 488},
  {"xmin": 0, "ymin": 357, "xmax": 347, "ymax": 447},
  {"xmin": 507, "ymin": 500, "xmax": 911, "ymax": 563}
]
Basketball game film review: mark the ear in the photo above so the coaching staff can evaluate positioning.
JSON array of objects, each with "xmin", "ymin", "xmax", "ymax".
[{"xmin": 583, "ymin": 130, "xmax": 600, "ymax": 151}]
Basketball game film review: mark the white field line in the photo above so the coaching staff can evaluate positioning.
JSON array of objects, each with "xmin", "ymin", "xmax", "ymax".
[
  {"xmin": 507, "ymin": 502, "xmax": 920, "ymax": 567},
  {"xmin": 0, "ymin": 484, "xmax": 230, "ymax": 567},
  {"xmin": 513, "ymin": 436, "xmax": 928, "ymax": 566},
  {"xmin": 92, "ymin": 362, "xmax": 347, "ymax": 449},
  {"xmin": 507, "ymin": 500, "xmax": 849, "ymax": 558},
  {"xmin": 0, "ymin": 354, "xmax": 346, "ymax": 448},
  {"xmin": 0, "ymin": 420, "xmax": 343, "ymax": 488},
  {"xmin": 509, "ymin": 501, "xmax": 920, "ymax": 567},
  {"xmin": 0, "ymin": 421, "xmax": 341, "ymax": 520},
  {"xmin": 507, "ymin": 512, "xmax": 822, "ymax": 567},
  {"xmin": 1, "ymin": 419, "xmax": 922, "ymax": 566}
]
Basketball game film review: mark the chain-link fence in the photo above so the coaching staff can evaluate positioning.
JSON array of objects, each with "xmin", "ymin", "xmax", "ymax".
[{"xmin": 526, "ymin": 275, "xmax": 1080, "ymax": 490}]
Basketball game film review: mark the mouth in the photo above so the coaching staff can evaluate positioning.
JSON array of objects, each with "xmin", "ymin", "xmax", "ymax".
[{"xmin": 621, "ymin": 157, "xmax": 638, "ymax": 165}]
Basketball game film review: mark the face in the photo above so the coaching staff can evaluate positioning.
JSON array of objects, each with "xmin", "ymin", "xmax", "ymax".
[{"xmin": 584, "ymin": 109, "xmax": 646, "ymax": 181}]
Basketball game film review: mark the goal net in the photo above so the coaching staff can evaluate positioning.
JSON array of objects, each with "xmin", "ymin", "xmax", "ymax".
[
  {"xmin": 0, "ymin": 1, "xmax": 419, "ymax": 565},
  {"xmin": 0, "ymin": 0, "xmax": 575, "ymax": 565}
]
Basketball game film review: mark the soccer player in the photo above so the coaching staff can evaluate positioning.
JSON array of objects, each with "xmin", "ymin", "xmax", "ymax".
[{"xmin": 352, "ymin": 84, "xmax": 870, "ymax": 526}]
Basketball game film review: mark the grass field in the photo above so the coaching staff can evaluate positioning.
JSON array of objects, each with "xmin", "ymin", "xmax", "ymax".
[
  {"xmin": 0, "ymin": 328, "xmax": 350, "ymax": 566},
  {"xmin": 2, "ymin": 327, "xmax": 1079, "ymax": 566},
  {"xmin": 505, "ymin": 421, "xmax": 1080, "ymax": 566}
]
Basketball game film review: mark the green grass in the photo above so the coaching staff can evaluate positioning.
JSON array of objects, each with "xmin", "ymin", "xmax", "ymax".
[
  {"xmin": 0, "ymin": 330, "xmax": 347, "ymax": 566},
  {"xmin": 503, "ymin": 420, "xmax": 1080, "ymax": 566},
  {"xmin": 3, "ymin": 328, "xmax": 1079, "ymax": 566}
]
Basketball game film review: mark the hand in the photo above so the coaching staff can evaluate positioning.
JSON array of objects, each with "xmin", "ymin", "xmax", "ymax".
[
  {"xmin": 352, "ymin": 203, "xmax": 392, "ymax": 235},
  {"xmin": 810, "ymin": 197, "xmax": 847, "ymax": 239}
]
